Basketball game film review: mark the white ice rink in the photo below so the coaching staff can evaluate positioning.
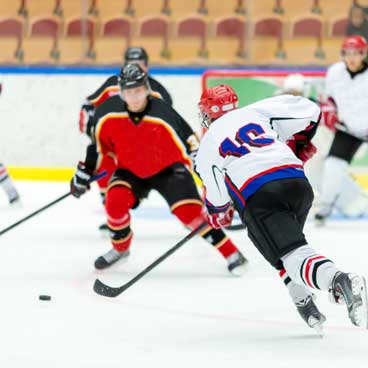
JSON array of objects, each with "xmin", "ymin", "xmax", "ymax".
[{"xmin": 0, "ymin": 181, "xmax": 367, "ymax": 368}]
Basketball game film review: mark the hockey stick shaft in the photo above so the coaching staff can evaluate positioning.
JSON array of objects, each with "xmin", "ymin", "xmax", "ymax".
[
  {"xmin": 0, "ymin": 171, "xmax": 106, "ymax": 236},
  {"xmin": 94, "ymin": 221, "xmax": 209, "ymax": 298}
]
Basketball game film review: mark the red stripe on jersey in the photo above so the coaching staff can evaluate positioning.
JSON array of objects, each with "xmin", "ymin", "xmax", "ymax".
[{"xmin": 304, "ymin": 256, "xmax": 325, "ymax": 288}]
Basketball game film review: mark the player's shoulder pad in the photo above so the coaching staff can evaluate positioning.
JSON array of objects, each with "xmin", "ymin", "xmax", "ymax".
[
  {"xmin": 327, "ymin": 61, "xmax": 345, "ymax": 77},
  {"xmin": 105, "ymin": 75, "xmax": 119, "ymax": 86},
  {"xmin": 94, "ymin": 95, "xmax": 126, "ymax": 122},
  {"xmin": 147, "ymin": 97, "xmax": 176, "ymax": 120}
]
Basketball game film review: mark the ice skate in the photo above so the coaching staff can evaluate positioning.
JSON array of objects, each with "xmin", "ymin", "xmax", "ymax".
[
  {"xmin": 94, "ymin": 248, "xmax": 130, "ymax": 270},
  {"xmin": 9, "ymin": 193, "xmax": 20, "ymax": 206},
  {"xmin": 296, "ymin": 295, "xmax": 326, "ymax": 337},
  {"xmin": 314, "ymin": 204, "xmax": 332, "ymax": 226},
  {"xmin": 330, "ymin": 272, "xmax": 368, "ymax": 328},
  {"xmin": 227, "ymin": 251, "xmax": 248, "ymax": 276}
]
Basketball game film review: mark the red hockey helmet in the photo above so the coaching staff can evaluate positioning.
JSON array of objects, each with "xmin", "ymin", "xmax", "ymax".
[
  {"xmin": 198, "ymin": 84, "xmax": 239, "ymax": 128},
  {"xmin": 341, "ymin": 35, "xmax": 368, "ymax": 54}
]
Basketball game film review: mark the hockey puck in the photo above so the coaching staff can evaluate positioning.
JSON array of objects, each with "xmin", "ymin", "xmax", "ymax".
[{"xmin": 39, "ymin": 295, "xmax": 51, "ymax": 301}]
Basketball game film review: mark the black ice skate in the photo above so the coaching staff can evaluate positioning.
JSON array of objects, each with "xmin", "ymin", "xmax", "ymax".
[
  {"xmin": 94, "ymin": 248, "xmax": 130, "ymax": 270},
  {"xmin": 330, "ymin": 272, "xmax": 368, "ymax": 328},
  {"xmin": 227, "ymin": 251, "xmax": 248, "ymax": 276},
  {"xmin": 296, "ymin": 295, "xmax": 326, "ymax": 336}
]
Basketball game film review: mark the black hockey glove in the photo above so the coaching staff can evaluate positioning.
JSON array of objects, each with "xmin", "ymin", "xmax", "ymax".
[{"xmin": 70, "ymin": 162, "xmax": 93, "ymax": 198}]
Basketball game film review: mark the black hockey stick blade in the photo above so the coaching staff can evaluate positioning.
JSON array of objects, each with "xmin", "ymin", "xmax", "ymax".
[
  {"xmin": 0, "ymin": 171, "xmax": 107, "ymax": 237},
  {"xmin": 93, "ymin": 222, "xmax": 208, "ymax": 298}
]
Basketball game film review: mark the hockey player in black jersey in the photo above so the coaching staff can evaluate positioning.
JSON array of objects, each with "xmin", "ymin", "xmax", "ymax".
[{"xmin": 71, "ymin": 63, "xmax": 248, "ymax": 276}]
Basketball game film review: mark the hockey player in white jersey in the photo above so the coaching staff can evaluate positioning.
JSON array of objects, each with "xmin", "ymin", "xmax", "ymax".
[
  {"xmin": 316, "ymin": 35, "xmax": 368, "ymax": 224},
  {"xmin": 195, "ymin": 84, "xmax": 368, "ymax": 332}
]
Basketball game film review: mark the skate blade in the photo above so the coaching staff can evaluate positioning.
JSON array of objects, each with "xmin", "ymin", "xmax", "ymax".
[
  {"xmin": 351, "ymin": 275, "xmax": 368, "ymax": 329},
  {"xmin": 308, "ymin": 316, "xmax": 325, "ymax": 338},
  {"xmin": 229, "ymin": 260, "xmax": 248, "ymax": 277}
]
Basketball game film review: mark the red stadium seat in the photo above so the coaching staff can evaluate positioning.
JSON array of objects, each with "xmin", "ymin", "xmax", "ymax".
[
  {"xmin": 254, "ymin": 16, "xmax": 283, "ymax": 37},
  {"xmin": 23, "ymin": 17, "xmax": 60, "ymax": 63},
  {"xmin": 130, "ymin": 16, "xmax": 170, "ymax": 63},
  {"xmin": 291, "ymin": 16, "xmax": 323, "ymax": 38},
  {"xmin": 58, "ymin": 17, "xmax": 96, "ymax": 64},
  {"xmin": 0, "ymin": 17, "xmax": 24, "ymax": 62},
  {"xmin": 95, "ymin": 17, "xmax": 132, "ymax": 64},
  {"xmin": 330, "ymin": 17, "xmax": 348, "ymax": 37},
  {"xmin": 207, "ymin": 16, "xmax": 247, "ymax": 61}
]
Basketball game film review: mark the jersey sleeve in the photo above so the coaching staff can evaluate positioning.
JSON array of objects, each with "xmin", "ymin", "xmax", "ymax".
[
  {"xmin": 195, "ymin": 134, "xmax": 231, "ymax": 213},
  {"xmin": 265, "ymin": 96, "xmax": 321, "ymax": 141}
]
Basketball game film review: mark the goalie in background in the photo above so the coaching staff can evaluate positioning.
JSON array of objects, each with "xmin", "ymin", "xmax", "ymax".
[{"xmin": 315, "ymin": 35, "xmax": 368, "ymax": 225}]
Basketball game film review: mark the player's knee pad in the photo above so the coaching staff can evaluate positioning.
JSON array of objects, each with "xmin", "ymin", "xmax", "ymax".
[
  {"xmin": 172, "ymin": 202, "xmax": 206, "ymax": 230},
  {"xmin": 105, "ymin": 185, "xmax": 136, "ymax": 223}
]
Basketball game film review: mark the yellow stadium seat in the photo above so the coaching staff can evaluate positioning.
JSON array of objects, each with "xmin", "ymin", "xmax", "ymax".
[
  {"xmin": 22, "ymin": 37, "xmax": 58, "ymax": 63},
  {"xmin": 169, "ymin": 37, "xmax": 209, "ymax": 63},
  {"xmin": 283, "ymin": 38, "xmax": 327, "ymax": 65},
  {"xmin": 25, "ymin": 0, "xmax": 57, "ymax": 17},
  {"xmin": 129, "ymin": 37, "xmax": 169, "ymax": 64},
  {"xmin": 0, "ymin": 1, "xmax": 23, "ymax": 17},
  {"xmin": 94, "ymin": 37, "xmax": 128, "ymax": 64},
  {"xmin": 206, "ymin": 37, "xmax": 245, "ymax": 64},
  {"xmin": 280, "ymin": 0, "xmax": 318, "ymax": 17},
  {"xmin": 0, "ymin": 38, "xmax": 21, "ymax": 63},
  {"xmin": 248, "ymin": 38, "xmax": 284, "ymax": 64},
  {"xmin": 168, "ymin": 0, "xmax": 204, "ymax": 18},
  {"xmin": 248, "ymin": 0, "xmax": 283, "ymax": 16},
  {"xmin": 323, "ymin": 37, "xmax": 344, "ymax": 65},
  {"xmin": 57, "ymin": 37, "xmax": 93, "ymax": 64}
]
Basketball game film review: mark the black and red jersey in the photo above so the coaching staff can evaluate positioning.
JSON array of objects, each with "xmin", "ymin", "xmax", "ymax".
[{"xmin": 84, "ymin": 95, "xmax": 199, "ymax": 178}]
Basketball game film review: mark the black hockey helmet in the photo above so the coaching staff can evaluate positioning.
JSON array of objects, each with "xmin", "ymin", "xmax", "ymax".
[
  {"xmin": 119, "ymin": 63, "xmax": 150, "ymax": 90},
  {"xmin": 124, "ymin": 47, "xmax": 149, "ymax": 66}
]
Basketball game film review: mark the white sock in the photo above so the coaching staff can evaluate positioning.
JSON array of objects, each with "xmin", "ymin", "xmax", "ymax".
[{"xmin": 281, "ymin": 245, "xmax": 339, "ymax": 291}]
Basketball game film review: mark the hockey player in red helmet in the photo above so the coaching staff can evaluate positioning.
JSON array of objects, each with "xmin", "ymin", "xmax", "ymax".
[
  {"xmin": 196, "ymin": 84, "xmax": 368, "ymax": 333},
  {"xmin": 315, "ymin": 35, "xmax": 368, "ymax": 224}
]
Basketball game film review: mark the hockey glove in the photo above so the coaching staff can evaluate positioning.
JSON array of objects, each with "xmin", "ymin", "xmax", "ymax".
[
  {"xmin": 70, "ymin": 162, "xmax": 93, "ymax": 198},
  {"xmin": 320, "ymin": 97, "xmax": 338, "ymax": 131},
  {"xmin": 298, "ymin": 142, "xmax": 317, "ymax": 163},
  {"xmin": 207, "ymin": 207, "xmax": 235, "ymax": 229}
]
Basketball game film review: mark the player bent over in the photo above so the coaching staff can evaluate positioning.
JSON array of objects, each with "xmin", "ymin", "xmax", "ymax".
[
  {"xmin": 195, "ymin": 85, "xmax": 368, "ymax": 332},
  {"xmin": 0, "ymin": 163, "xmax": 20, "ymax": 205},
  {"xmin": 78, "ymin": 47, "xmax": 173, "ymax": 233},
  {"xmin": 316, "ymin": 35, "xmax": 368, "ymax": 224},
  {"xmin": 70, "ymin": 64, "xmax": 248, "ymax": 276}
]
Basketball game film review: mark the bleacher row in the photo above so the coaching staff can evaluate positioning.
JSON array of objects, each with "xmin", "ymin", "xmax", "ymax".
[{"xmin": 0, "ymin": 0, "xmax": 364, "ymax": 65}]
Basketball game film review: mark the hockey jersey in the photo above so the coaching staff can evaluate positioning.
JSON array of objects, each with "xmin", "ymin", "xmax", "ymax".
[
  {"xmin": 195, "ymin": 95, "xmax": 320, "ymax": 212},
  {"xmin": 326, "ymin": 61, "xmax": 368, "ymax": 138},
  {"xmin": 84, "ymin": 95, "xmax": 198, "ymax": 178}
]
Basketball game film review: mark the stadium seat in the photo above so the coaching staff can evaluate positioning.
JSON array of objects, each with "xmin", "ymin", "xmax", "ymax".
[
  {"xmin": 0, "ymin": 17, "xmax": 24, "ymax": 63},
  {"xmin": 252, "ymin": 16, "xmax": 285, "ymax": 59},
  {"xmin": 323, "ymin": 37, "xmax": 344, "ymax": 64},
  {"xmin": 24, "ymin": 0, "xmax": 58, "ymax": 17},
  {"xmin": 0, "ymin": 1, "xmax": 24, "ymax": 17},
  {"xmin": 58, "ymin": 17, "xmax": 96, "ymax": 64},
  {"xmin": 319, "ymin": 0, "xmax": 353, "ymax": 16},
  {"xmin": 207, "ymin": 16, "xmax": 247, "ymax": 62},
  {"xmin": 249, "ymin": 0, "xmax": 284, "ymax": 16},
  {"xmin": 168, "ymin": 0, "xmax": 204, "ymax": 17},
  {"xmin": 56, "ymin": 0, "xmax": 93, "ymax": 19},
  {"xmin": 170, "ymin": 16, "xmax": 208, "ymax": 62},
  {"xmin": 130, "ymin": 16, "xmax": 170, "ymax": 63},
  {"xmin": 89, "ymin": 0, "xmax": 124, "ymax": 18},
  {"xmin": 329, "ymin": 17, "xmax": 348, "ymax": 37},
  {"xmin": 95, "ymin": 17, "xmax": 132, "ymax": 64},
  {"xmin": 249, "ymin": 38, "xmax": 284, "ymax": 64},
  {"xmin": 23, "ymin": 17, "xmax": 60, "ymax": 63},
  {"xmin": 282, "ymin": 38, "xmax": 326, "ymax": 65},
  {"xmin": 205, "ymin": 0, "xmax": 247, "ymax": 16},
  {"xmin": 279, "ymin": 0, "xmax": 319, "ymax": 17}
]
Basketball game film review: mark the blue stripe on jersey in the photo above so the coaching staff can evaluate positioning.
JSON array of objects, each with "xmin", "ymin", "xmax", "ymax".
[{"xmin": 240, "ymin": 167, "xmax": 306, "ymax": 200}]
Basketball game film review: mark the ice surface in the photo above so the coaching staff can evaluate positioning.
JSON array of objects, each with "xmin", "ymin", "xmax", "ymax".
[{"xmin": 0, "ymin": 181, "xmax": 367, "ymax": 367}]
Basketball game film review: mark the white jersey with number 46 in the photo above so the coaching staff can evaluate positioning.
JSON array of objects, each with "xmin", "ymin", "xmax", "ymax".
[{"xmin": 195, "ymin": 95, "xmax": 320, "ymax": 212}]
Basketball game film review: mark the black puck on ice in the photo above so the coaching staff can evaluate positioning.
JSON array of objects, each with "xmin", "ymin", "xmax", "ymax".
[{"xmin": 39, "ymin": 295, "xmax": 51, "ymax": 301}]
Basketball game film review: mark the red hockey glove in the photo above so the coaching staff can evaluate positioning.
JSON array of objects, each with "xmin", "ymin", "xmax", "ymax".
[
  {"xmin": 70, "ymin": 162, "xmax": 93, "ymax": 198},
  {"xmin": 207, "ymin": 207, "xmax": 235, "ymax": 229},
  {"xmin": 298, "ymin": 142, "xmax": 317, "ymax": 163},
  {"xmin": 320, "ymin": 97, "xmax": 338, "ymax": 131}
]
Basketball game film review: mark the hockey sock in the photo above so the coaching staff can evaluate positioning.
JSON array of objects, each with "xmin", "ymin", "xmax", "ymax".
[
  {"xmin": 105, "ymin": 184, "xmax": 135, "ymax": 252},
  {"xmin": 279, "ymin": 268, "xmax": 313, "ymax": 304},
  {"xmin": 0, "ymin": 164, "xmax": 19, "ymax": 201},
  {"xmin": 320, "ymin": 156, "xmax": 349, "ymax": 210},
  {"xmin": 281, "ymin": 245, "xmax": 338, "ymax": 291},
  {"xmin": 172, "ymin": 203, "xmax": 239, "ymax": 258}
]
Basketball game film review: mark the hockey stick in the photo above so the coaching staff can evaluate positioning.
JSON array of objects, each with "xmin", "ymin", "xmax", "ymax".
[
  {"xmin": 93, "ymin": 221, "xmax": 209, "ymax": 298},
  {"xmin": 0, "ymin": 171, "xmax": 107, "ymax": 236}
]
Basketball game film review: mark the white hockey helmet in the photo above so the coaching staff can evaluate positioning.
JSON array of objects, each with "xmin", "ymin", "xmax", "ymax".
[{"xmin": 282, "ymin": 73, "xmax": 307, "ymax": 96}]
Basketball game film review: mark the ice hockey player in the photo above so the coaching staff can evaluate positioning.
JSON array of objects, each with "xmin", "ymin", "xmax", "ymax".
[
  {"xmin": 195, "ymin": 84, "xmax": 368, "ymax": 333},
  {"xmin": 78, "ymin": 47, "xmax": 173, "ymax": 232},
  {"xmin": 315, "ymin": 35, "xmax": 368, "ymax": 224},
  {"xmin": 70, "ymin": 64, "xmax": 248, "ymax": 276},
  {"xmin": 0, "ymin": 163, "xmax": 20, "ymax": 205}
]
